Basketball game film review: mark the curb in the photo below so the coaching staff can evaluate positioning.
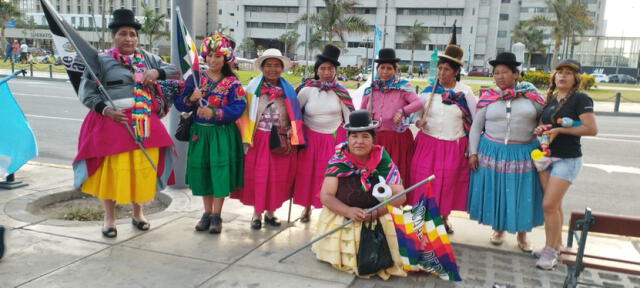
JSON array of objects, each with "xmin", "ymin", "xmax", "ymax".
[
  {"xmin": 0, "ymin": 73, "xmax": 68, "ymax": 82},
  {"xmin": 595, "ymin": 111, "xmax": 640, "ymax": 117}
]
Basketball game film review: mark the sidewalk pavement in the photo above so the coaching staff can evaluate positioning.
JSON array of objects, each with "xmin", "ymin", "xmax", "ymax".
[{"xmin": 1, "ymin": 163, "xmax": 639, "ymax": 287}]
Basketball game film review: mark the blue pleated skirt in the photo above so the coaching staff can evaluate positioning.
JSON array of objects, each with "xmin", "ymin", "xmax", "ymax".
[{"xmin": 467, "ymin": 135, "xmax": 544, "ymax": 233}]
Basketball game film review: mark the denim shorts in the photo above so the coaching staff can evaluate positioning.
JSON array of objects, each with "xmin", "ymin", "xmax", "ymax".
[{"xmin": 546, "ymin": 157, "xmax": 583, "ymax": 183}]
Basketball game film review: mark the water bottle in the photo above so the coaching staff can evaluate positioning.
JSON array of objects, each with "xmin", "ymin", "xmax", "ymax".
[{"xmin": 557, "ymin": 117, "xmax": 582, "ymax": 127}]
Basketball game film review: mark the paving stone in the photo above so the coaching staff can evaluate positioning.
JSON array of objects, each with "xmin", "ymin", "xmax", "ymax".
[
  {"xmin": 123, "ymin": 216, "xmax": 285, "ymax": 264},
  {"xmin": 202, "ymin": 265, "xmax": 346, "ymax": 288},
  {"xmin": 0, "ymin": 229, "xmax": 107, "ymax": 287},
  {"xmin": 493, "ymin": 255, "xmax": 513, "ymax": 265},
  {"xmin": 494, "ymin": 271, "xmax": 515, "ymax": 283},
  {"xmin": 492, "ymin": 263, "xmax": 514, "ymax": 272},
  {"xmin": 599, "ymin": 272, "xmax": 622, "ymax": 281},
  {"xmin": 466, "ymin": 267, "xmax": 487, "ymax": 277},
  {"xmin": 601, "ymin": 282, "xmax": 625, "ymax": 288},
  {"xmin": 20, "ymin": 245, "xmax": 225, "ymax": 288},
  {"xmin": 523, "ymin": 277, "xmax": 543, "ymax": 287},
  {"xmin": 630, "ymin": 276, "xmax": 640, "ymax": 284}
]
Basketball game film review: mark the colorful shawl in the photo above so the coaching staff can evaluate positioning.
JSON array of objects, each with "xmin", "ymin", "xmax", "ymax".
[
  {"xmin": 422, "ymin": 81, "xmax": 472, "ymax": 134},
  {"xmin": 477, "ymin": 81, "xmax": 545, "ymax": 110},
  {"xmin": 297, "ymin": 78, "xmax": 355, "ymax": 111},
  {"xmin": 237, "ymin": 75, "xmax": 305, "ymax": 146},
  {"xmin": 325, "ymin": 142, "xmax": 401, "ymax": 191},
  {"xmin": 106, "ymin": 48, "xmax": 152, "ymax": 141},
  {"xmin": 363, "ymin": 75, "xmax": 414, "ymax": 103}
]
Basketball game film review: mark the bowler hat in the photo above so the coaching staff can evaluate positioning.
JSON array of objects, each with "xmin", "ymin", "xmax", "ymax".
[
  {"xmin": 316, "ymin": 44, "xmax": 341, "ymax": 67},
  {"xmin": 374, "ymin": 48, "xmax": 400, "ymax": 64},
  {"xmin": 108, "ymin": 8, "xmax": 141, "ymax": 30},
  {"xmin": 489, "ymin": 52, "xmax": 521, "ymax": 67},
  {"xmin": 344, "ymin": 110, "xmax": 380, "ymax": 132},
  {"xmin": 438, "ymin": 22, "xmax": 465, "ymax": 66}
]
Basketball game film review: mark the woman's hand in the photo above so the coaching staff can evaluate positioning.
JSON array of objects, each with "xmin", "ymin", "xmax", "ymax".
[
  {"xmin": 197, "ymin": 106, "xmax": 214, "ymax": 120},
  {"xmin": 534, "ymin": 124, "xmax": 552, "ymax": 136},
  {"xmin": 142, "ymin": 69, "xmax": 160, "ymax": 87},
  {"xmin": 547, "ymin": 128, "xmax": 561, "ymax": 142},
  {"xmin": 469, "ymin": 154, "xmax": 479, "ymax": 171},
  {"xmin": 189, "ymin": 89, "xmax": 205, "ymax": 103},
  {"xmin": 345, "ymin": 207, "xmax": 368, "ymax": 222},
  {"xmin": 415, "ymin": 119, "xmax": 427, "ymax": 130},
  {"xmin": 393, "ymin": 111, "xmax": 403, "ymax": 125},
  {"xmin": 103, "ymin": 107, "xmax": 128, "ymax": 124}
]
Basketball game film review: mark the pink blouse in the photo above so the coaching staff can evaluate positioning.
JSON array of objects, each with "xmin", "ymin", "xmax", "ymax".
[{"xmin": 360, "ymin": 89, "xmax": 423, "ymax": 131}]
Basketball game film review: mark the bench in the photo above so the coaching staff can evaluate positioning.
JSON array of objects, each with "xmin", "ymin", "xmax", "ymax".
[{"xmin": 561, "ymin": 208, "xmax": 640, "ymax": 288}]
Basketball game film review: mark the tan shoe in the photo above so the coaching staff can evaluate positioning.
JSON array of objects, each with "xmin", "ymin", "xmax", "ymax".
[
  {"xmin": 518, "ymin": 240, "xmax": 533, "ymax": 252},
  {"xmin": 490, "ymin": 231, "xmax": 505, "ymax": 245}
]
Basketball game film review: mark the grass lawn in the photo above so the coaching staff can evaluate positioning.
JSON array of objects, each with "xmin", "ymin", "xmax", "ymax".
[{"xmin": 0, "ymin": 62, "xmax": 67, "ymax": 73}]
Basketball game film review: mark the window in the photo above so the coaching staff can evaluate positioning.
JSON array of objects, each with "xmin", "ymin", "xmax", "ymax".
[
  {"xmin": 396, "ymin": 43, "xmax": 427, "ymax": 50},
  {"xmin": 497, "ymin": 48, "xmax": 505, "ymax": 54},
  {"xmin": 498, "ymin": 30, "xmax": 507, "ymax": 37},
  {"xmin": 245, "ymin": 6, "xmax": 299, "ymax": 13},
  {"xmin": 79, "ymin": 17, "xmax": 84, "ymax": 27},
  {"xmin": 219, "ymin": 9, "xmax": 222, "ymax": 15},
  {"xmin": 520, "ymin": 7, "xmax": 529, "ymax": 12},
  {"xmin": 396, "ymin": 8, "xmax": 464, "ymax": 16},
  {"xmin": 470, "ymin": 26, "xmax": 473, "ymax": 34},
  {"xmin": 246, "ymin": 22, "xmax": 296, "ymax": 29},
  {"xmin": 352, "ymin": 8, "xmax": 376, "ymax": 14},
  {"xmin": 428, "ymin": 44, "xmax": 446, "ymax": 51},
  {"xmin": 499, "ymin": 14, "xmax": 509, "ymax": 21},
  {"xmin": 501, "ymin": 0, "xmax": 510, "ymax": 2},
  {"xmin": 474, "ymin": 54, "xmax": 484, "ymax": 60}
]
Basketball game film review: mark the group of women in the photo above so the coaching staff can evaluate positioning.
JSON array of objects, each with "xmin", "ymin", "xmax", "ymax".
[{"xmin": 72, "ymin": 8, "xmax": 598, "ymax": 280}]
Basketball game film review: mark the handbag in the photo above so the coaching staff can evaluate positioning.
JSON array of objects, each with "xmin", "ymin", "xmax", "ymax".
[
  {"xmin": 357, "ymin": 219, "xmax": 395, "ymax": 275},
  {"xmin": 175, "ymin": 112, "xmax": 194, "ymax": 141},
  {"xmin": 267, "ymin": 102, "xmax": 296, "ymax": 155}
]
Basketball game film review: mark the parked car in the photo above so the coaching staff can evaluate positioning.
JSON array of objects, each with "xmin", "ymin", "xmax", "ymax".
[
  {"xmin": 608, "ymin": 74, "xmax": 637, "ymax": 84},
  {"xmin": 460, "ymin": 68, "xmax": 468, "ymax": 76},
  {"xmin": 591, "ymin": 73, "xmax": 609, "ymax": 83},
  {"xmin": 468, "ymin": 67, "xmax": 491, "ymax": 77}
]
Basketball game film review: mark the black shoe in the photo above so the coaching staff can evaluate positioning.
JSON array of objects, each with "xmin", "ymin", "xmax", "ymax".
[
  {"xmin": 209, "ymin": 214, "xmax": 222, "ymax": 234},
  {"xmin": 101, "ymin": 227, "xmax": 117, "ymax": 238},
  {"xmin": 250, "ymin": 217, "xmax": 262, "ymax": 230},
  {"xmin": 0, "ymin": 226, "xmax": 5, "ymax": 259},
  {"xmin": 264, "ymin": 215, "xmax": 281, "ymax": 227},
  {"xmin": 195, "ymin": 213, "xmax": 211, "ymax": 232},
  {"xmin": 132, "ymin": 218, "xmax": 150, "ymax": 231},
  {"xmin": 445, "ymin": 222, "xmax": 454, "ymax": 234}
]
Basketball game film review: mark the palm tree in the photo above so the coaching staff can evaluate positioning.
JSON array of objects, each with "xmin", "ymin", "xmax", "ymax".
[
  {"xmin": 512, "ymin": 21, "xmax": 546, "ymax": 69},
  {"xmin": 400, "ymin": 20, "xmax": 429, "ymax": 76},
  {"xmin": 298, "ymin": 0, "xmax": 369, "ymax": 44},
  {"xmin": 297, "ymin": 27, "xmax": 324, "ymax": 58},
  {"xmin": 239, "ymin": 38, "xmax": 255, "ymax": 58},
  {"xmin": 0, "ymin": 1, "xmax": 21, "ymax": 48},
  {"xmin": 278, "ymin": 30, "xmax": 300, "ymax": 59},
  {"xmin": 140, "ymin": 1, "xmax": 167, "ymax": 50},
  {"xmin": 530, "ymin": 0, "xmax": 593, "ymax": 68}
]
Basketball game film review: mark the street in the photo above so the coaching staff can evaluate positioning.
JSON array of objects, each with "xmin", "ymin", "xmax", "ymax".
[{"xmin": 8, "ymin": 78, "xmax": 640, "ymax": 219}]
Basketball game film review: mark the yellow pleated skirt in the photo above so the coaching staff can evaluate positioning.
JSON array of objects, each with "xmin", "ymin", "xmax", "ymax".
[
  {"xmin": 82, "ymin": 147, "xmax": 160, "ymax": 204},
  {"xmin": 311, "ymin": 208, "xmax": 407, "ymax": 280}
]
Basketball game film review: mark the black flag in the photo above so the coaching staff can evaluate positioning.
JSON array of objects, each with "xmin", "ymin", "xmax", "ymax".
[{"xmin": 40, "ymin": 0, "xmax": 99, "ymax": 93}]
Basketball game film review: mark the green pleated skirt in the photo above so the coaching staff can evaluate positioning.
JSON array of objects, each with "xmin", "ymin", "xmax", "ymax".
[{"xmin": 186, "ymin": 122, "xmax": 244, "ymax": 197}]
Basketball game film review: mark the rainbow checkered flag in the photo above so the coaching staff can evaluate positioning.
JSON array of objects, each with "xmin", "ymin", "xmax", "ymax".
[
  {"xmin": 175, "ymin": 6, "xmax": 200, "ymax": 88},
  {"xmin": 387, "ymin": 182, "xmax": 462, "ymax": 281}
]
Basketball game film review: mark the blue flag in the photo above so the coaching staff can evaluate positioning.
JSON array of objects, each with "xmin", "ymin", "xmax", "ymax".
[
  {"xmin": 374, "ymin": 25, "xmax": 383, "ymax": 56},
  {"xmin": 0, "ymin": 75, "xmax": 38, "ymax": 177}
]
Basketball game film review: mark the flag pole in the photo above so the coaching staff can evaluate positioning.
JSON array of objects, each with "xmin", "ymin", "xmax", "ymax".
[
  {"xmin": 0, "ymin": 70, "xmax": 27, "ymax": 85},
  {"xmin": 41, "ymin": 0, "xmax": 157, "ymax": 171},
  {"xmin": 367, "ymin": 26, "xmax": 377, "ymax": 113},
  {"xmin": 176, "ymin": 6, "xmax": 199, "ymax": 90},
  {"xmin": 278, "ymin": 174, "xmax": 436, "ymax": 263}
]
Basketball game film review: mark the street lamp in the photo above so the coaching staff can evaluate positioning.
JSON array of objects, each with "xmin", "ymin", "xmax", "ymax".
[{"xmin": 362, "ymin": 37, "xmax": 372, "ymax": 70}]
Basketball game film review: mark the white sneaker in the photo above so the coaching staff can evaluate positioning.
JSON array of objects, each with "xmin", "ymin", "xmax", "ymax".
[
  {"xmin": 533, "ymin": 245, "xmax": 563, "ymax": 258},
  {"xmin": 536, "ymin": 247, "xmax": 558, "ymax": 270}
]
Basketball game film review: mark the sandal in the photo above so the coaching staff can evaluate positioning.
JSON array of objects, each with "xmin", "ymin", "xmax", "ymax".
[
  {"xmin": 518, "ymin": 240, "xmax": 533, "ymax": 253},
  {"xmin": 264, "ymin": 215, "xmax": 281, "ymax": 227},
  {"xmin": 102, "ymin": 227, "xmax": 117, "ymax": 238},
  {"xmin": 132, "ymin": 218, "xmax": 150, "ymax": 231},
  {"xmin": 300, "ymin": 209, "xmax": 311, "ymax": 223},
  {"xmin": 490, "ymin": 231, "xmax": 505, "ymax": 245}
]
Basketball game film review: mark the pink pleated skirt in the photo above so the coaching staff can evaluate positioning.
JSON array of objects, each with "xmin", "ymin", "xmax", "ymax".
[
  {"xmin": 293, "ymin": 125, "xmax": 346, "ymax": 208},
  {"xmin": 376, "ymin": 130, "xmax": 415, "ymax": 186},
  {"xmin": 408, "ymin": 132, "xmax": 470, "ymax": 215},
  {"xmin": 232, "ymin": 130, "xmax": 297, "ymax": 214}
]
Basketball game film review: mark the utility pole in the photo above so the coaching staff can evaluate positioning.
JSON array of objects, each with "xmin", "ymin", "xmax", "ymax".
[
  {"xmin": 303, "ymin": 0, "xmax": 310, "ymax": 79},
  {"xmin": 169, "ymin": 0, "xmax": 195, "ymax": 188},
  {"xmin": 382, "ymin": 0, "xmax": 388, "ymax": 48}
]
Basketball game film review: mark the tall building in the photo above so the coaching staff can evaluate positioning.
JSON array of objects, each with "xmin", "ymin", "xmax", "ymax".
[{"xmin": 12, "ymin": 0, "xmax": 607, "ymax": 70}]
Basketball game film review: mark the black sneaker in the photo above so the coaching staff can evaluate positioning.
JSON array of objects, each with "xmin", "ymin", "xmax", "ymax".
[
  {"xmin": 264, "ymin": 215, "xmax": 281, "ymax": 227},
  {"xmin": 195, "ymin": 213, "xmax": 211, "ymax": 232},
  {"xmin": 209, "ymin": 213, "xmax": 222, "ymax": 234},
  {"xmin": 0, "ymin": 226, "xmax": 5, "ymax": 260}
]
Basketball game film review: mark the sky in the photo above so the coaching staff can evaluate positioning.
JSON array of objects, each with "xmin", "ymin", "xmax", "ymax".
[{"xmin": 604, "ymin": 0, "xmax": 640, "ymax": 37}]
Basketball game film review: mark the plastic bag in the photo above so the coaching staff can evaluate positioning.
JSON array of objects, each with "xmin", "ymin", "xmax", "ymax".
[{"xmin": 357, "ymin": 219, "xmax": 394, "ymax": 275}]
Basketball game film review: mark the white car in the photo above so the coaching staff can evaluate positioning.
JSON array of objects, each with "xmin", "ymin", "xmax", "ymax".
[{"xmin": 591, "ymin": 73, "xmax": 609, "ymax": 83}]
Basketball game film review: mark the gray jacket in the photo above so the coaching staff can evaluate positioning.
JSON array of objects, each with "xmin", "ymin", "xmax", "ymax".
[{"xmin": 78, "ymin": 49, "xmax": 179, "ymax": 113}]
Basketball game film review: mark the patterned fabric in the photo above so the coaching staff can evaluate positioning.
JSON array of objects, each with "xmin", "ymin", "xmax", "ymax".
[
  {"xmin": 325, "ymin": 142, "xmax": 401, "ymax": 192},
  {"xmin": 387, "ymin": 182, "xmax": 462, "ymax": 281},
  {"xmin": 477, "ymin": 152, "xmax": 536, "ymax": 174},
  {"xmin": 477, "ymin": 81, "xmax": 545, "ymax": 110},
  {"xmin": 106, "ymin": 48, "xmax": 152, "ymax": 141},
  {"xmin": 237, "ymin": 75, "xmax": 305, "ymax": 146},
  {"xmin": 154, "ymin": 80, "xmax": 184, "ymax": 118},
  {"xmin": 297, "ymin": 79, "xmax": 355, "ymax": 111},
  {"xmin": 261, "ymin": 81, "xmax": 284, "ymax": 101},
  {"xmin": 200, "ymin": 33, "xmax": 236, "ymax": 63},
  {"xmin": 423, "ymin": 81, "xmax": 472, "ymax": 134},
  {"xmin": 363, "ymin": 76, "xmax": 413, "ymax": 104},
  {"xmin": 198, "ymin": 73, "xmax": 246, "ymax": 121}
]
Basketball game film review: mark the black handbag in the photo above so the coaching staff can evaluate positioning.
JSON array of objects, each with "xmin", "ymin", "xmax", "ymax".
[
  {"xmin": 357, "ymin": 219, "xmax": 394, "ymax": 275},
  {"xmin": 175, "ymin": 112, "xmax": 194, "ymax": 141}
]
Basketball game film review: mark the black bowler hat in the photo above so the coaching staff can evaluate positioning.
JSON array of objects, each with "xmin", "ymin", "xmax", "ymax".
[
  {"xmin": 108, "ymin": 8, "xmax": 141, "ymax": 30},
  {"xmin": 489, "ymin": 52, "xmax": 521, "ymax": 67},
  {"xmin": 316, "ymin": 44, "xmax": 341, "ymax": 67},
  {"xmin": 344, "ymin": 110, "xmax": 380, "ymax": 132},
  {"xmin": 374, "ymin": 48, "xmax": 401, "ymax": 64},
  {"xmin": 556, "ymin": 59, "xmax": 581, "ymax": 73}
]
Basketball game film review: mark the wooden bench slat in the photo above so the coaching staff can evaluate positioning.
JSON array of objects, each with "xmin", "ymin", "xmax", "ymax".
[
  {"xmin": 561, "ymin": 254, "xmax": 640, "ymax": 275},
  {"xmin": 561, "ymin": 248, "xmax": 640, "ymax": 266},
  {"xmin": 569, "ymin": 212, "xmax": 640, "ymax": 238}
]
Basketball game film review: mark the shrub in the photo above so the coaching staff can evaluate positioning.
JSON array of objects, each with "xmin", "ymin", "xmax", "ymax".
[
  {"xmin": 63, "ymin": 207, "xmax": 103, "ymax": 221},
  {"xmin": 580, "ymin": 74, "xmax": 595, "ymax": 91},
  {"xmin": 521, "ymin": 71, "xmax": 551, "ymax": 90}
]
